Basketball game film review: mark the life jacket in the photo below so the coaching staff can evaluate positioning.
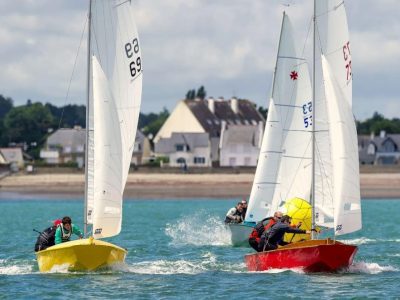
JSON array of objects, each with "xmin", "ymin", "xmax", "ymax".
[
  {"xmin": 34, "ymin": 225, "xmax": 57, "ymax": 252},
  {"xmin": 248, "ymin": 218, "xmax": 275, "ymax": 242},
  {"xmin": 59, "ymin": 224, "xmax": 72, "ymax": 242}
]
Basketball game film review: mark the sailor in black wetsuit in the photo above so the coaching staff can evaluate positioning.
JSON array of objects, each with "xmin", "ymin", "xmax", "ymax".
[{"xmin": 259, "ymin": 215, "xmax": 313, "ymax": 252}]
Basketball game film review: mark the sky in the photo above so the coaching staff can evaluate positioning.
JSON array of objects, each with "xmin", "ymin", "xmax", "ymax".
[{"xmin": 0, "ymin": 0, "xmax": 399, "ymax": 121}]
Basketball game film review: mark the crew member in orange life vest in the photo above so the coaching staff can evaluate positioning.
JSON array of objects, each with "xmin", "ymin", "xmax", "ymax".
[
  {"xmin": 54, "ymin": 216, "xmax": 84, "ymax": 244},
  {"xmin": 248, "ymin": 211, "xmax": 283, "ymax": 251}
]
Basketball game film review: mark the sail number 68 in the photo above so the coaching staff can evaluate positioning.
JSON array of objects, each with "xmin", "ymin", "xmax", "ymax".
[{"xmin": 125, "ymin": 38, "xmax": 141, "ymax": 78}]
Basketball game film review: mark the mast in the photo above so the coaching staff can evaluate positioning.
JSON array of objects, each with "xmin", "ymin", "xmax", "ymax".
[
  {"xmin": 311, "ymin": 0, "xmax": 316, "ymax": 239},
  {"xmin": 84, "ymin": 0, "xmax": 92, "ymax": 237}
]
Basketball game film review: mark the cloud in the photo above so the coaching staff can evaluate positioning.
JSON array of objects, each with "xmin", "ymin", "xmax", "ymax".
[{"xmin": 0, "ymin": 0, "xmax": 398, "ymax": 121}]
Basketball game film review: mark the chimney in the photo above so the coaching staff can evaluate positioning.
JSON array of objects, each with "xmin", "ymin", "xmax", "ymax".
[
  {"xmin": 370, "ymin": 131, "xmax": 375, "ymax": 140},
  {"xmin": 258, "ymin": 121, "xmax": 264, "ymax": 148},
  {"xmin": 219, "ymin": 120, "xmax": 227, "ymax": 149},
  {"xmin": 230, "ymin": 97, "xmax": 239, "ymax": 114},
  {"xmin": 208, "ymin": 97, "xmax": 215, "ymax": 114},
  {"xmin": 379, "ymin": 130, "xmax": 386, "ymax": 138}
]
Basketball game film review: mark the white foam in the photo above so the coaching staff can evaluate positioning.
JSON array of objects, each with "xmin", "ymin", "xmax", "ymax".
[
  {"xmin": 124, "ymin": 259, "xmax": 207, "ymax": 275},
  {"xmin": 47, "ymin": 263, "xmax": 71, "ymax": 273},
  {"xmin": 165, "ymin": 212, "xmax": 231, "ymax": 246},
  {"xmin": 339, "ymin": 237, "xmax": 376, "ymax": 245},
  {"xmin": 249, "ymin": 267, "xmax": 305, "ymax": 274},
  {"xmin": 0, "ymin": 260, "xmax": 33, "ymax": 275},
  {"xmin": 345, "ymin": 262, "xmax": 398, "ymax": 274}
]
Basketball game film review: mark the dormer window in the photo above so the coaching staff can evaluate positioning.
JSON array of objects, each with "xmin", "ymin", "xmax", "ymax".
[
  {"xmin": 367, "ymin": 144, "xmax": 375, "ymax": 155},
  {"xmin": 176, "ymin": 144, "xmax": 185, "ymax": 152}
]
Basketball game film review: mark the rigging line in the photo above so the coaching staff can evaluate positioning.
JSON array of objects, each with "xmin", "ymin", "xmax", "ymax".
[
  {"xmin": 300, "ymin": 16, "xmax": 313, "ymax": 62},
  {"xmin": 58, "ymin": 15, "xmax": 88, "ymax": 130}
]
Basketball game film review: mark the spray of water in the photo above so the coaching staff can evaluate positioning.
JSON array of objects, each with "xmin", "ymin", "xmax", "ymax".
[
  {"xmin": 345, "ymin": 262, "xmax": 398, "ymax": 274},
  {"xmin": 165, "ymin": 211, "xmax": 231, "ymax": 246}
]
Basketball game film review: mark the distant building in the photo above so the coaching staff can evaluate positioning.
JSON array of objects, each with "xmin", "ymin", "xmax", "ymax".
[
  {"xmin": 40, "ymin": 127, "xmax": 149, "ymax": 168},
  {"xmin": 40, "ymin": 127, "xmax": 85, "ymax": 167},
  {"xmin": 154, "ymin": 97, "xmax": 264, "ymax": 166},
  {"xmin": 359, "ymin": 131, "xmax": 400, "ymax": 165},
  {"xmin": 0, "ymin": 147, "xmax": 24, "ymax": 171},
  {"xmin": 131, "ymin": 130, "xmax": 152, "ymax": 166},
  {"xmin": 219, "ymin": 122, "xmax": 263, "ymax": 167},
  {"xmin": 155, "ymin": 132, "xmax": 211, "ymax": 167}
]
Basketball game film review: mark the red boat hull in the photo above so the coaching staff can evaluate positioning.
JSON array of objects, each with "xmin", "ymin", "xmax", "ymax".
[{"xmin": 245, "ymin": 239, "xmax": 357, "ymax": 273}]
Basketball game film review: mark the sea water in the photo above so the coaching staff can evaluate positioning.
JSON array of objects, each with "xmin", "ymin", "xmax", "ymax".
[{"xmin": 0, "ymin": 195, "xmax": 399, "ymax": 299}]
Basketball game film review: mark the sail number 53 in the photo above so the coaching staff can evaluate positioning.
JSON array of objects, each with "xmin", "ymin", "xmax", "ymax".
[
  {"xmin": 302, "ymin": 101, "xmax": 312, "ymax": 128},
  {"xmin": 125, "ymin": 38, "xmax": 142, "ymax": 78}
]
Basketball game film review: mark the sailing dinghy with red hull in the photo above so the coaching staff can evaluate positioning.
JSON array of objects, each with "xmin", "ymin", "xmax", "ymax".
[
  {"xmin": 245, "ymin": 0, "xmax": 361, "ymax": 273},
  {"xmin": 245, "ymin": 239, "xmax": 357, "ymax": 272}
]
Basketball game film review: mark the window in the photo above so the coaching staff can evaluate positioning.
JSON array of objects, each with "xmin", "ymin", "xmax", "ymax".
[
  {"xmin": 229, "ymin": 157, "xmax": 236, "ymax": 166},
  {"xmin": 367, "ymin": 144, "xmax": 375, "ymax": 155},
  {"xmin": 176, "ymin": 144, "xmax": 185, "ymax": 152},
  {"xmin": 244, "ymin": 157, "xmax": 251, "ymax": 166},
  {"xmin": 194, "ymin": 157, "xmax": 205, "ymax": 164}
]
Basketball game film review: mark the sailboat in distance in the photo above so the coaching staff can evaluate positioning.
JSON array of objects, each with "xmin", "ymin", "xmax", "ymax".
[
  {"xmin": 245, "ymin": 0, "xmax": 361, "ymax": 272},
  {"xmin": 36, "ymin": 0, "xmax": 143, "ymax": 272}
]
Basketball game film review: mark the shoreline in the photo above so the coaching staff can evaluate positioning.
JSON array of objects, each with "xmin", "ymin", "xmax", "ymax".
[{"xmin": 1, "ymin": 173, "xmax": 400, "ymax": 199}]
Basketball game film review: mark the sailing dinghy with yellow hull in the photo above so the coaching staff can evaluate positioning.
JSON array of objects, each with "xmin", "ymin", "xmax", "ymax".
[
  {"xmin": 36, "ymin": 238, "xmax": 127, "ymax": 272},
  {"xmin": 36, "ymin": 0, "xmax": 143, "ymax": 272}
]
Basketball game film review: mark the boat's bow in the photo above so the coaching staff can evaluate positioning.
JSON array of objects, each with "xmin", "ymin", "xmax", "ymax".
[{"xmin": 36, "ymin": 237, "xmax": 127, "ymax": 272}]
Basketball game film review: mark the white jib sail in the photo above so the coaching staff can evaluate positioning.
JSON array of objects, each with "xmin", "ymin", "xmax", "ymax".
[
  {"xmin": 246, "ymin": 99, "xmax": 282, "ymax": 222},
  {"xmin": 246, "ymin": 13, "xmax": 312, "ymax": 222},
  {"xmin": 88, "ymin": 0, "xmax": 143, "ymax": 238},
  {"xmin": 322, "ymin": 55, "xmax": 361, "ymax": 235}
]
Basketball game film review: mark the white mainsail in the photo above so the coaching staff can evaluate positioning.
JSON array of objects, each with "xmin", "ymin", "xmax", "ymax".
[
  {"xmin": 86, "ymin": 0, "xmax": 143, "ymax": 238},
  {"xmin": 321, "ymin": 55, "xmax": 361, "ymax": 235},
  {"xmin": 314, "ymin": 0, "xmax": 361, "ymax": 234},
  {"xmin": 246, "ymin": 13, "xmax": 312, "ymax": 222}
]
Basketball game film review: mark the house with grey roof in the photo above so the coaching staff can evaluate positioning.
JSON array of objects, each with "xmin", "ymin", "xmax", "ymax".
[
  {"xmin": 40, "ymin": 126, "xmax": 86, "ymax": 167},
  {"xmin": 154, "ymin": 97, "xmax": 265, "ymax": 166},
  {"xmin": 40, "ymin": 127, "xmax": 150, "ymax": 168},
  {"xmin": 219, "ymin": 122, "xmax": 263, "ymax": 167},
  {"xmin": 359, "ymin": 131, "xmax": 400, "ymax": 165},
  {"xmin": 155, "ymin": 132, "xmax": 211, "ymax": 167}
]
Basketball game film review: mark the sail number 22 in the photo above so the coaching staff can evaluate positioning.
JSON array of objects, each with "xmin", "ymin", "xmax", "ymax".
[{"xmin": 125, "ymin": 38, "xmax": 142, "ymax": 78}]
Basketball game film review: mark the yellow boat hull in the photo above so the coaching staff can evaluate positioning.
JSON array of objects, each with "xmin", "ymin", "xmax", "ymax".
[{"xmin": 36, "ymin": 237, "xmax": 127, "ymax": 272}]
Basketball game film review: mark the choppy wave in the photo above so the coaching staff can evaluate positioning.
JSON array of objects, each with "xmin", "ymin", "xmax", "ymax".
[
  {"xmin": 165, "ymin": 211, "xmax": 231, "ymax": 246},
  {"xmin": 340, "ymin": 237, "xmax": 400, "ymax": 245},
  {"xmin": 0, "ymin": 259, "xmax": 34, "ymax": 275},
  {"xmin": 117, "ymin": 252, "xmax": 246, "ymax": 275},
  {"xmin": 345, "ymin": 262, "xmax": 398, "ymax": 274},
  {"xmin": 339, "ymin": 238, "xmax": 377, "ymax": 245}
]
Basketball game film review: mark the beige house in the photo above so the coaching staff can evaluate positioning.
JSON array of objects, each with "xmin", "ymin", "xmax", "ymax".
[
  {"xmin": 0, "ymin": 147, "xmax": 24, "ymax": 170},
  {"xmin": 154, "ymin": 97, "xmax": 264, "ymax": 166}
]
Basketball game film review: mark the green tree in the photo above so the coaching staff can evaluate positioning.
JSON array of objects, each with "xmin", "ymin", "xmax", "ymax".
[
  {"xmin": 185, "ymin": 89, "xmax": 196, "ymax": 100},
  {"xmin": 257, "ymin": 106, "xmax": 268, "ymax": 119},
  {"xmin": 0, "ymin": 95, "xmax": 13, "ymax": 119},
  {"xmin": 45, "ymin": 103, "xmax": 86, "ymax": 128},
  {"xmin": 142, "ymin": 108, "xmax": 169, "ymax": 138},
  {"xmin": 196, "ymin": 86, "xmax": 207, "ymax": 100},
  {"xmin": 3, "ymin": 102, "xmax": 54, "ymax": 148}
]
